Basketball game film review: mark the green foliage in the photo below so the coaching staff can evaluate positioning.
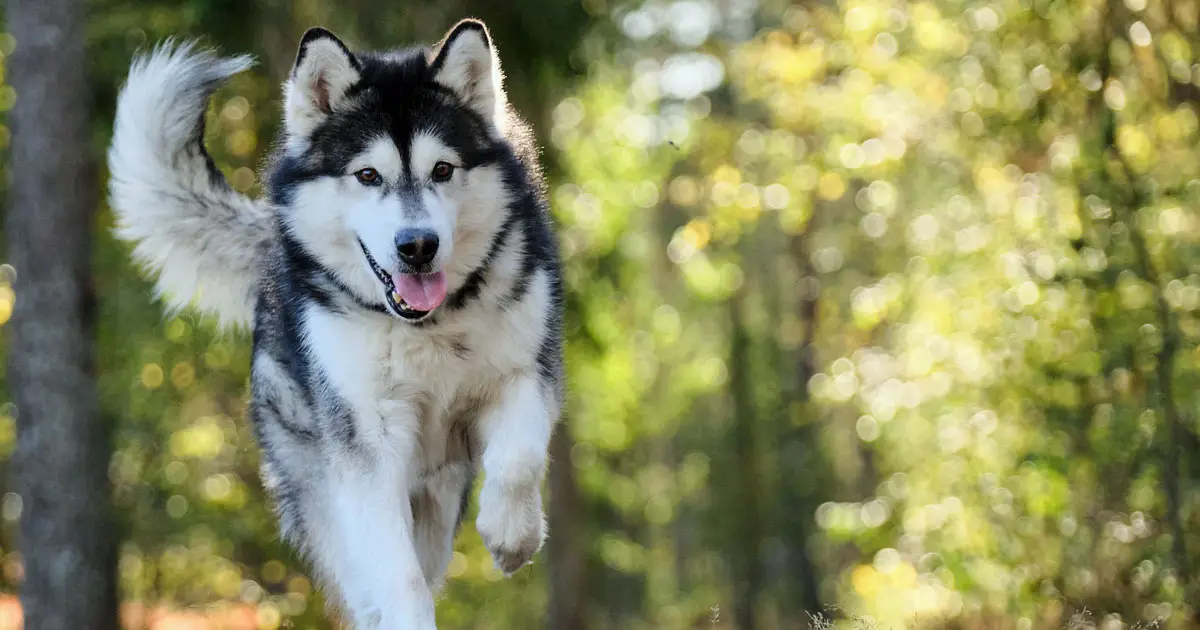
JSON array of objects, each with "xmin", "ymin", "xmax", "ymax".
[{"xmin": 552, "ymin": 0, "xmax": 1200, "ymax": 626}]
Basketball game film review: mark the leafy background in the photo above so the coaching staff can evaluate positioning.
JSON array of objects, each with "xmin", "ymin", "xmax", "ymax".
[{"xmin": 2, "ymin": 0, "xmax": 1200, "ymax": 627}]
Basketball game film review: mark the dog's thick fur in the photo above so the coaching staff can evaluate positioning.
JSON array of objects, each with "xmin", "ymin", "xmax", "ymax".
[{"xmin": 108, "ymin": 21, "xmax": 563, "ymax": 629}]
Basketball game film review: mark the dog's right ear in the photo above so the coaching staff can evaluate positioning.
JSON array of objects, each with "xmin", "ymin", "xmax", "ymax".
[{"xmin": 285, "ymin": 27, "xmax": 360, "ymax": 139}]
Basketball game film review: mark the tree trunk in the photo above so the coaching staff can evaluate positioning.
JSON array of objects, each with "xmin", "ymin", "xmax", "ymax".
[
  {"xmin": 767, "ymin": 216, "xmax": 825, "ymax": 622},
  {"xmin": 547, "ymin": 424, "xmax": 587, "ymax": 630},
  {"xmin": 6, "ymin": 0, "xmax": 115, "ymax": 627},
  {"xmin": 728, "ymin": 291, "xmax": 762, "ymax": 630}
]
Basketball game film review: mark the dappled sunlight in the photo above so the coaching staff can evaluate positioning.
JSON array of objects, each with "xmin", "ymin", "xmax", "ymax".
[{"xmin": 550, "ymin": 0, "xmax": 1200, "ymax": 625}]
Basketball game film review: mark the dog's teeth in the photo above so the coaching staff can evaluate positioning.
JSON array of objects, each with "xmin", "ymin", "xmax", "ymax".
[{"xmin": 392, "ymin": 291, "xmax": 404, "ymax": 305}]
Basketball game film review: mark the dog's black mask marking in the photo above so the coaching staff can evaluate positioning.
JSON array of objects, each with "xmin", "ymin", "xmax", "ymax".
[
  {"xmin": 269, "ymin": 48, "xmax": 503, "ymax": 201},
  {"xmin": 266, "ymin": 43, "xmax": 507, "ymax": 320}
]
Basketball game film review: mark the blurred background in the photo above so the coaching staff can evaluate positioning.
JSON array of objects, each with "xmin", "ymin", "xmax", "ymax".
[{"xmin": 2, "ymin": 0, "xmax": 1200, "ymax": 628}]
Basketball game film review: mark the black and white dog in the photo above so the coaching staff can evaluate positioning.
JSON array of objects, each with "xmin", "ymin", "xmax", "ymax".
[{"xmin": 108, "ymin": 20, "xmax": 563, "ymax": 628}]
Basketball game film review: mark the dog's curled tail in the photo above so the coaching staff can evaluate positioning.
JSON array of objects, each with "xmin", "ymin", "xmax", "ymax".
[{"xmin": 108, "ymin": 41, "xmax": 270, "ymax": 329}]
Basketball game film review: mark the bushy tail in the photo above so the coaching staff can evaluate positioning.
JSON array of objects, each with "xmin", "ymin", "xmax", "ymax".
[{"xmin": 107, "ymin": 41, "xmax": 271, "ymax": 329}]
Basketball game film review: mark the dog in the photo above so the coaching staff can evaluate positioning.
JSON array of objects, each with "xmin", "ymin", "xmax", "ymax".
[{"xmin": 107, "ymin": 19, "xmax": 564, "ymax": 628}]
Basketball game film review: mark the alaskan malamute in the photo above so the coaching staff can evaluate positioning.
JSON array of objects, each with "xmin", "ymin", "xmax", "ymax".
[{"xmin": 108, "ymin": 20, "xmax": 563, "ymax": 628}]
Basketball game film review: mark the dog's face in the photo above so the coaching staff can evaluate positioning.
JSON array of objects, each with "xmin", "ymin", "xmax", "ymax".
[{"xmin": 272, "ymin": 21, "xmax": 511, "ymax": 322}]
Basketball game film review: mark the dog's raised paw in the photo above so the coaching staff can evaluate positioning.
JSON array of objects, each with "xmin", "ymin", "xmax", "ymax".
[
  {"xmin": 475, "ymin": 482, "xmax": 546, "ymax": 575},
  {"xmin": 490, "ymin": 538, "xmax": 541, "ymax": 575}
]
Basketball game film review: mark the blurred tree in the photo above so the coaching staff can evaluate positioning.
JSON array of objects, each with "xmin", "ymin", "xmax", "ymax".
[{"xmin": 5, "ymin": 0, "xmax": 116, "ymax": 628}]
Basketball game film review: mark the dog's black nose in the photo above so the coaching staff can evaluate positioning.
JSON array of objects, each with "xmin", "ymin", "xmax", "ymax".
[{"xmin": 395, "ymin": 229, "xmax": 439, "ymax": 267}]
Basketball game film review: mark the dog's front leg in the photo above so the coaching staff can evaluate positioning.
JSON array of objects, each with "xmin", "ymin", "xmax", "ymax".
[
  {"xmin": 307, "ymin": 454, "xmax": 437, "ymax": 630},
  {"xmin": 475, "ymin": 372, "xmax": 555, "ymax": 574}
]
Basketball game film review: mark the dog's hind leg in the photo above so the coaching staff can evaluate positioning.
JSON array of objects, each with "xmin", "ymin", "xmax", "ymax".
[
  {"xmin": 410, "ymin": 462, "xmax": 475, "ymax": 590},
  {"xmin": 295, "ymin": 458, "xmax": 437, "ymax": 630},
  {"xmin": 255, "ymin": 428, "xmax": 438, "ymax": 628}
]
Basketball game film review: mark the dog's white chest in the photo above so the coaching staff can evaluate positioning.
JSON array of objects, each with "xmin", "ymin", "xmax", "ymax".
[
  {"xmin": 302, "ymin": 306, "xmax": 490, "ymax": 471},
  {"xmin": 300, "ymin": 267, "xmax": 551, "ymax": 473}
]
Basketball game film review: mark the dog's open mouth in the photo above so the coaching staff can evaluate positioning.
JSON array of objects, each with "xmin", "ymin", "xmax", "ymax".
[{"xmin": 358, "ymin": 240, "xmax": 447, "ymax": 321}]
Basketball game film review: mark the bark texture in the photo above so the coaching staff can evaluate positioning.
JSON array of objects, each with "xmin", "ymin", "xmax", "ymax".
[
  {"xmin": 546, "ymin": 425, "xmax": 587, "ymax": 630},
  {"xmin": 6, "ymin": 0, "xmax": 116, "ymax": 626}
]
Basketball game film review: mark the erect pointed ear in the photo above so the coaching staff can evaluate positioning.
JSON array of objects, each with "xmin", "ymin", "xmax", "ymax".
[
  {"xmin": 428, "ymin": 19, "xmax": 506, "ymax": 131},
  {"xmin": 284, "ymin": 27, "xmax": 360, "ymax": 139}
]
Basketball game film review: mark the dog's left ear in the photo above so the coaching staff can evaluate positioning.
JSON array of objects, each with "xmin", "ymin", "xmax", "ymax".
[{"xmin": 429, "ymin": 19, "xmax": 506, "ymax": 131}]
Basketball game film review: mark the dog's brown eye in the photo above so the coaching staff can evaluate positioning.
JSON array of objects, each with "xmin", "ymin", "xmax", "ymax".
[
  {"xmin": 431, "ymin": 161, "xmax": 455, "ymax": 183},
  {"xmin": 354, "ymin": 168, "xmax": 381, "ymax": 185}
]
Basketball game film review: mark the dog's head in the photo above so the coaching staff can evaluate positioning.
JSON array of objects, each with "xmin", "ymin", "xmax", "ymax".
[{"xmin": 271, "ymin": 20, "xmax": 513, "ymax": 322}]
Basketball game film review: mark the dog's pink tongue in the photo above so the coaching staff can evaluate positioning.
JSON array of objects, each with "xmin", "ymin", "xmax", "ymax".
[{"xmin": 393, "ymin": 271, "xmax": 447, "ymax": 311}]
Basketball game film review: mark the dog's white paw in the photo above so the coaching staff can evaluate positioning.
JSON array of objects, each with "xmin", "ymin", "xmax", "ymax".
[{"xmin": 475, "ymin": 482, "xmax": 546, "ymax": 575}]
